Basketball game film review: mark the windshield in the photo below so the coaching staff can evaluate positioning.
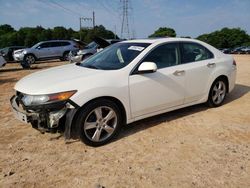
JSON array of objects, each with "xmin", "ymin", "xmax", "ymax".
[
  {"xmin": 80, "ymin": 42, "xmax": 150, "ymax": 70},
  {"xmin": 84, "ymin": 42, "xmax": 98, "ymax": 49}
]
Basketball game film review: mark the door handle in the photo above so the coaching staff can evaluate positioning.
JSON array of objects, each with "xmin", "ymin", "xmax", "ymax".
[
  {"xmin": 207, "ymin": 63, "xmax": 216, "ymax": 68},
  {"xmin": 173, "ymin": 70, "xmax": 185, "ymax": 76}
]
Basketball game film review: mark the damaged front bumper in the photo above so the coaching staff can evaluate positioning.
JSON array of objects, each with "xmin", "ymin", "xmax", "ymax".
[{"xmin": 10, "ymin": 95, "xmax": 79, "ymax": 139}]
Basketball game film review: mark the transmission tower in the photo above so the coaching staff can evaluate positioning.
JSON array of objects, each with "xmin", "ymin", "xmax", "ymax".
[{"xmin": 120, "ymin": 0, "xmax": 130, "ymax": 39}]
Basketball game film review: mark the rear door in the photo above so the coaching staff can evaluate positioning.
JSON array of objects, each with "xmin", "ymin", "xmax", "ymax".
[
  {"xmin": 179, "ymin": 42, "xmax": 215, "ymax": 103},
  {"xmin": 49, "ymin": 42, "xmax": 63, "ymax": 57}
]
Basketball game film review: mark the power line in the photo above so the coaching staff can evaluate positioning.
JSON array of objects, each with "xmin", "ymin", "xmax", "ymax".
[
  {"xmin": 97, "ymin": 0, "xmax": 118, "ymax": 17},
  {"xmin": 49, "ymin": 0, "xmax": 82, "ymax": 16}
]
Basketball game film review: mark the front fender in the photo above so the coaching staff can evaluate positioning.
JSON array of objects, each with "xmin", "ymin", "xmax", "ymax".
[{"xmin": 70, "ymin": 86, "xmax": 131, "ymax": 122}]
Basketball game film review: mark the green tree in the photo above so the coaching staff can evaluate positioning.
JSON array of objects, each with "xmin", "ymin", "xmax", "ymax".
[
  {"xmin": 0, "ymin": 24, "xmax": 15, "ymax": 36},
  {"xmin": 149, "ymin": 27, "xmax": 176, "ymax": 38},
  {"xmin": 0, "ymin": 24, "xmax": 117, "ymax": 48},
  {"xmin": 197, "ymin": 27, "xmax": 250, "ymax": 48}
]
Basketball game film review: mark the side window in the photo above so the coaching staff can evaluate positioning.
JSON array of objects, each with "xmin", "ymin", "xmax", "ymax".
[
  {"xmin": 40, "ymin": 42, "xmax": 51, "ymax": 48},
  {"xmin": 143, "ymin": 43, "xmax": 179, "ymax": 69},
  {"xmin": 181, "ymin": 42, "xmax": 214, "ymax": 63},
  {"xmin": 50, "ymin": 42, "xmax": 61, "ymax": 47},
  {"xmin": 60, "ymin": 42, "xmax": 70, "ymax": 46}
]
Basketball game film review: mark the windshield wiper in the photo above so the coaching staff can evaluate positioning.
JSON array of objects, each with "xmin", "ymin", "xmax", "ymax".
[{"xmin": 84, "ymin": 65, "xmax": 100, "ymax": 69}]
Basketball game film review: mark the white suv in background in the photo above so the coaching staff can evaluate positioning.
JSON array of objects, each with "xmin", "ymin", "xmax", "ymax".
[{"xmin": 13, "ymin": 40, "xmax": 79, "ymax": 64}]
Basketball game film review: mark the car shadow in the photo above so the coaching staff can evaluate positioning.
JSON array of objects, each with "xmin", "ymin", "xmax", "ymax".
[
  {"xmin": 115, "ymin": 83, "xmax": 250, "ymax": 142},
  {"xmin": 0, "ymin": 77, "xmax": 18, "ymax": 84}
]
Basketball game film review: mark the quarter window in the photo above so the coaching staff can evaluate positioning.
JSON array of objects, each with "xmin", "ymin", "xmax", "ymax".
[
  {"xmin": 181, "ymin": 42, "xmax": 214, "ymax": 63},
  {"xmin": 143, "ymin": 43, "xmax": 179, "ymax": 69}
]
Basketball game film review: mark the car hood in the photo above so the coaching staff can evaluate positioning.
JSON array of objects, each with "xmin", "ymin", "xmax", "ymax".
[
  {"xmin": 14, "ymin": 49, "xmax": 26, "ymax": 54},
  {"xmin": 93, "ymin": 37, "xmax": 110, "ymax": 48},
  {"xmin": 15, "ymin": 64, "xmax": 107, "ymax": 95}
]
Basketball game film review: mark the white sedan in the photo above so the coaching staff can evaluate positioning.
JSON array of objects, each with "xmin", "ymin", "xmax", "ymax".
[{"xmin": 11, "ymin": 38, "xmax": 236, "ymax": 146}]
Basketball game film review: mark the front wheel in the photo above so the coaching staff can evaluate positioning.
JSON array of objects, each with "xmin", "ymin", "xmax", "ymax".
[
  {"xmin": 24, "ymin": 54, "xmax": 36, "ymax": 64},
  {"xmin": 207, "ymin": 79, "xmax": 227, "ymax": 107},
  {"xmin": 76, "ymin": 99, "xmax": 123, "ymax": 146}
]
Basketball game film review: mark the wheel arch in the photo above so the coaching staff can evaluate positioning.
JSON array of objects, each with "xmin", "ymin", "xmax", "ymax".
[
  {"xmin": 24, "ymin": 53, "xmax": 37, "ymax": 60},
  {"xmin": 63, "ymin": 50, "xmax": 70, "ymax": 55},
  {"xmin": 70, "ymin": 96, "xmax": 127, "ymax": 137},
  {"xmin": 211, "ymin": 75, "xmax": 229, "ymax": 93}
]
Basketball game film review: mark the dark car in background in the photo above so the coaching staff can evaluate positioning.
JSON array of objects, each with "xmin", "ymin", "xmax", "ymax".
[
  {"xmin": 69, "ymin": 37, "xmax": 123, "ymax": 63},
  {"xmin": 0, "ymin": 46, "xmax": 26, "ymax": 61},
  {"xmin": 231, "ymin": 46, "xmax": 246, "ymax": 54},
  {"xmin": 219, "ymin": 48, "xmax": 231, "ymax": 54},
  {"xmin": 241, "ymin": 46, "xmax": 250, "ymax": 54}
]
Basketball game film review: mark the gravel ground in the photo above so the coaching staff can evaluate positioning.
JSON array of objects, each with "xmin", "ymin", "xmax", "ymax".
[{"xmin": 0, "ymin": 56, "xmax": 249, "ymax": 188}]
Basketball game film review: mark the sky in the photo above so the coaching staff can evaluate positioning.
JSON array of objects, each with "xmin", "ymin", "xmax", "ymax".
[{"xmin": 0, "ymin": 0, "xmax": 250, "ymax": 38}]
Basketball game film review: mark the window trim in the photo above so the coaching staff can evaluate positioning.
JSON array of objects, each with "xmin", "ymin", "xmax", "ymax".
[
  {"xmin": 130, "ymin": 42, "xmax": 181, "ymax": 75},
  {"xmin": 179, "ymin": 41, "xmax": 214, "ymax": 64}
]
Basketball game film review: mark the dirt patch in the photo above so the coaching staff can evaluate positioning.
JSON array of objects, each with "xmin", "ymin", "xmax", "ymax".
[{"xmin": 0, "ymin": 56, "xmax": 249, "ymax": 187}]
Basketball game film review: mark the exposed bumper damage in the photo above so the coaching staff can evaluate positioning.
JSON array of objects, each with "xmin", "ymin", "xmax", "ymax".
[{"xmin": 10, "ymin": 93, "xmax": 79, "ymax": 139}]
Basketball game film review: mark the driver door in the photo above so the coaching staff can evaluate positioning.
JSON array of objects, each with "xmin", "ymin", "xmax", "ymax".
[
  {"xmin": 36, "ymin": 42, "xmax": 52, "ymax": 58},
  {"xmin": 129, "ymin": 43, "xmax": 186, "ymax": 118}
]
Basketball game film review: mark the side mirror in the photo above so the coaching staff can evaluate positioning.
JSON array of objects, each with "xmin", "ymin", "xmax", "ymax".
[
  {"xmin": 138, "ymin": 62, "xmax": 157, "ymax": 74},
  {"xmin": 37, "ymin": 46, "xmax": 41, "ymax": 50}
]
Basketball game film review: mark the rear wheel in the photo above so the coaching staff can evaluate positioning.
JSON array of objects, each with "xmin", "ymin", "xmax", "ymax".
[
  {"xmin": 207, "ymin": 79, "xmax": 227, "ymax": 107},
  {"xmin": 76, "ymin": 99, "xmax": 123, "ymax": 146},
  {"xmin": 61, "ymin": 51, "xmax": 69, "ymax": 61}
]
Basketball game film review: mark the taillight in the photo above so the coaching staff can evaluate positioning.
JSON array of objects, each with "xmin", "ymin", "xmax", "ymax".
[{"xmin": 233, "ymin": 59, "xmax": 236, "ymax": 66}]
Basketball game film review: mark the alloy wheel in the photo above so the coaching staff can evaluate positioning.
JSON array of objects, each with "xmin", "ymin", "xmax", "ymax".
[
  {"xmin": 83, "ymin": 106, "xmax": 117, "ymax": 142},
  {"xmin": 212, "ymin": 81, "xmax": 226, "ymax": 105},
  {"xmin": 25, "ymin": 55, "xmax": 35, "ymax": 64}
]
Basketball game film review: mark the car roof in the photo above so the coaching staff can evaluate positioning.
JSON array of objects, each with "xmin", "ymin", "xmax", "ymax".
[
  {"xmin": 40, "ymin": 40, "xmax": 72, "ymax": 43},
  {"xmin": 121, "ymin": 37, "xmax": 203, "ymax": 44}
]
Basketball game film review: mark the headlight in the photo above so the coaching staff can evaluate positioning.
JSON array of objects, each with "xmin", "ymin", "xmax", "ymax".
[
  {"xmin": 22, "ymin": 90, "xmax": 77, "ymax": 106},
  {"xmin": 15, "ymin": 50, "xmax": 24, "ymax": 54}
]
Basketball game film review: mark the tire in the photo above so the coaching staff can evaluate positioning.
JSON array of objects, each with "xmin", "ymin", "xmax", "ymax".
[
  {"xmin": 76, "ymin": 99, "xmax": 123, "ymax": 147},
  {"xmin": 62, "ymin": 51, "xmax": 69, "ymax": 61},
  {"xmin": 207, "ymin": 79, "xmax": 227, "ymax": 107},
  {"xmin": 24, "ymin": 54, "xmax": 36, "ymax": 64},
  {"xmin": 20, "ymin": 61, "xmax": 30, "ymax": 69}
]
